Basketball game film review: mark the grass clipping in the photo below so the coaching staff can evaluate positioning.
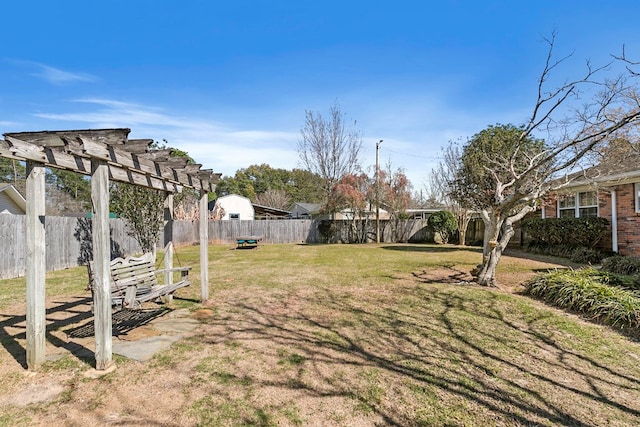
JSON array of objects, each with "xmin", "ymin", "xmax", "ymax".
[{"xmin": 524, "ymin": 267, "xmax": 640, "ymax": 331}]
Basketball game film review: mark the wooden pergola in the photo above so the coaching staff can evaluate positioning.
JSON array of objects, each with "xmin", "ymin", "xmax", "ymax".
[{"xmin": 0, "ymin": 128, "xmax": 220, "ymax": 371}]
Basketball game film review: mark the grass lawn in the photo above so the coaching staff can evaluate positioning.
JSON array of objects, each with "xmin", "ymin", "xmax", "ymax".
[{"xmin": 1, "ymin": 243, "xmax": 640, "ymax": 426}]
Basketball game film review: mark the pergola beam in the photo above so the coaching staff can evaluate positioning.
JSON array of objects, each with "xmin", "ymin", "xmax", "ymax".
[
  {"xmin": 3, "ymin": 130, "xmax": 218, "ymax": 192},
  {"xmin": 5, "ymin": 128, "xmax": 129, "ymax": 147}
]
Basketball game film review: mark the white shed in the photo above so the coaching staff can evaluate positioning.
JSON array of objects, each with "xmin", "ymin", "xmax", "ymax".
[
  {"xmin": 0, "ymin": 183, "xmax": 27, "ymax": 214},
  {"xmin": 213, "ymin": 194, "xmax": 254, "ymax": 220}
]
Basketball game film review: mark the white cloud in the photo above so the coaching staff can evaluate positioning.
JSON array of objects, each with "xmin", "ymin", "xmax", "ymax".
[
  {"xmin": 33, "ymin": 98, "xmax": 301, "ymax": 178},
  {"xmin": 8, "ymin": 59, "xmax": 96, "ymax": 84},
  {"xmin": 35, "ymin": 64, "xmax": 96, "ymax": 84},
  {"xmin": 30, "ymin": 94, "xmax": 532, "ymax": 187}
]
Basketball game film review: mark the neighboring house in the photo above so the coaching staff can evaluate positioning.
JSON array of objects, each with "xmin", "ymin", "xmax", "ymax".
[
  {"xmin": 541, "ymin": 152, "xmax": 640, "ymax": 256},
  {"xmin": 290, "ymin": 202, "xmax": 392, "ymax": 220},
  {"xmin": 405, "ymin": 208, "xmax": 441, "ymax": 220},
  {"xmin": 334, "ymin": 203, "xmax": 390, "ymax": 220},
  {"xmin": 210, "ymin": 194, "xmax": 254, "ymax": 220},
  {"xmin": 253, "ymin": 203, "xmax": 290, "ymax": 220},
  {"xmin": 0, "ymin": 183, "xmax": 26, "ymax": 214},
  {"xmin": 290, "ymin": 203, "xmax": 322, "ymax": 219}
]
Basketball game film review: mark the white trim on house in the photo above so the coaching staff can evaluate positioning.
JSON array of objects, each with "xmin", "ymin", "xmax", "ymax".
[
  {"xmin": 548, "ymin": 158, "xmax": 640, "ymax": 256},
  {"xmin": 557, "ymin": 190, "xmax": 598, "ymax": 218},
  {"xmin": 0, "ymin": 184, "xmax": 27, "ymax": 214},
  {"xmin": 611, "ymin": 189, "xmax": 618, "ymax": 253}
]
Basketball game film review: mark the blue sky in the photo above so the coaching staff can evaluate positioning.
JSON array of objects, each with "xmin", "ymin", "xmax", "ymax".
[{"xmin": 2, "ymin": 1, "xmax": 639, "ymax": 190}]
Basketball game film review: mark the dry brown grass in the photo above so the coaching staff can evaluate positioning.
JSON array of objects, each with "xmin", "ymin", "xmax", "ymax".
[{"xmin": 1, "ymin": 243, "xmax": 640, "ymax": 426}]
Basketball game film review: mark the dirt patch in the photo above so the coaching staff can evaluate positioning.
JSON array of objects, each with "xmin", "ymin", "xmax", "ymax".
[
  {"xmin": 190, "ymin": 308, "xmax": 215, "ymax": 320},
  {"xmin": 1, "ymin": 377, "xmax": 65, "ymax": 407},
  {"xmin": 412, "ymin": 266, "xmax": 475, "ymax": 285}
]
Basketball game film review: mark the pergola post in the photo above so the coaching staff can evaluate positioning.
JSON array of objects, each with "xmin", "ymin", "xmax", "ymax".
[
  {"xmin": 164, "ymin": 192, "xmax": 174, "ymax": 285},
  {"xmin": 91, "ymin": 159, "xmax": 113, "ymax": 370},
  {"xmin": 199, "ymin": 190, "xmax": 209, "ymax": 302},
  {"xmin": 25, "ymin": 161, "xmax": 46, "ymax": 370}
]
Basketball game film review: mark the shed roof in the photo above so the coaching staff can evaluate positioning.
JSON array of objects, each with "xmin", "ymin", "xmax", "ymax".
[{"xmin": 293, "ymin": 202, "xmax": 322, "ymax": 213}]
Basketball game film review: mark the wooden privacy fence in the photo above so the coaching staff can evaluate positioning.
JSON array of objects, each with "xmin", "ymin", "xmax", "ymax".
[
  {"xmin": 0, "ymin": 215, "xmax": 142, "ymax": 279},
  {"xmin": 0, "ymin": 216, "xmax": 485, "ymax": 279}
]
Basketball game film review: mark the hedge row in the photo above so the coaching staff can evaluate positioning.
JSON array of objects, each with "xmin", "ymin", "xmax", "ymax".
[
  {"xmin": 521, "ymin": 217, "xmax": 609, "ymax": 247},
  {"xmin": 524, "ymin": 268, "xmax": 640, "ymax": 331}
]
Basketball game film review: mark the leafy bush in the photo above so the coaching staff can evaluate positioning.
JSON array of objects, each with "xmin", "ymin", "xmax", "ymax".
[
  {"xmin": 602, "ymin": 255, "xmax": 640, "ymax": 275},
  {"xmin": 524, "ymin": 268, "xmax": 640, "ymax": 331},
  {"xmin": 318, "ymin": 220, "xmax": 336, "ymax": 243},
  {"xmin": 427, "ymin": 210, "xmax": 457, "ymax": 244},
  {"xmin": 569, "ymin": 247, "xmax": 606, "ymax": 264},
  {"xmin": 521, "ymin": 217, "xmax": 609, "ymax": 247}
]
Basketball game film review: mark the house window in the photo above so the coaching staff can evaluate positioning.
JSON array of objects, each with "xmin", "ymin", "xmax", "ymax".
[
  {"xmin": 558, "ymin": 194, "xmax": 576, "ymax": 218},
  {"xmin": 635, "ymin": 183, "xmax": 640, "ymax": 213},
  {"xmin": 578, "ymin": 191, "xmax": 598, "ymax": 217},
  {"xmin": 229, "ymin": 213, "xmax": 240, "ymax": 220},
  {"xmin": 558, "ymin": 191, "xmax": 598, "ymax": 218}
]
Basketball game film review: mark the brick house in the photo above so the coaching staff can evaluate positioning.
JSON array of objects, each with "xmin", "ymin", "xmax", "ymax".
[{"xmin": 541, "ymin": 152, "xmax": 640, "ymax": 256}]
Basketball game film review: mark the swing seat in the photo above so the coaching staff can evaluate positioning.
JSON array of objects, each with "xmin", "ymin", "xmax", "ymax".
[{"xmin": 88, "ymin": 253, "xmax": 191, "ymax": 309}]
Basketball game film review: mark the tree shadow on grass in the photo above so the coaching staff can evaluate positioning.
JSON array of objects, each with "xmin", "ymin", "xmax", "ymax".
[
  {"xmin": 0, "ymin": 296, "xmax": 94, "ymax": 369},
  {"xmin": 190, "ymin": 284, "xmax": 640, "ymax": 426},
  {"xmin": 0, "ymin": 296, "xmax": 171, "ymax": 369}
]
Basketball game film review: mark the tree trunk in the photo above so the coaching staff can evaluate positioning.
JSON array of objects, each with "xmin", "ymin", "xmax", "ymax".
[
  {"xmin": 475, "ymin": 209, "xmax": 528, "ymax": 286},
  {"xmin": 455, "ymin": 210, "xmax": 471, "ymax": 246},
  {"xmin": 475, "ymin": 211, "xmax": 502, "ymax": 286},
  {"xmin": 458, "ymin": 229, "xmax": 467, "ymax": 246}
]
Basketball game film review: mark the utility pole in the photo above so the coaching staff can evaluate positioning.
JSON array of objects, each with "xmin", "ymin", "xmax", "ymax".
[{"xmin": 375, "ymin": 139, "xmax": 383, "ymax": 244}]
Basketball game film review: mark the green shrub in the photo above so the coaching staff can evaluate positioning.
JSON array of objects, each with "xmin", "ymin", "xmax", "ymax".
[
  {"xmin": 521, "ymin": 217, "xmax": 609, "ymax": 247},
  {"xmin": 318, "ymin": 220, "xmax": 336, "ymax": 243},
  {"xmin": 426, "ymin": 211, "xmax": 457, "ymax": 244},
  {"xmin": 524, "ymin": 268, "xmax": 640, "ymax": 331},
  {"xmin": 602, "ymin": 255, "xmax": 640, "ymax": 275}
]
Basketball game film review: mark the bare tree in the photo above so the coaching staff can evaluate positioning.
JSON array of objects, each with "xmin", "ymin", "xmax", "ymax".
[
  {"xmin": 254, "ymin": 188, "xmax": 292, "ymax": 210},
  {"xmin": 298, "ymin": 102, "xmax": 363, "ymax": 212},
  {"xmin": 429, "ymin": 141, "xmax": 473, "ymax": 245},
  {"xmin": 451, "ymin": 33, "xmax": 640, "ymax": 286}
]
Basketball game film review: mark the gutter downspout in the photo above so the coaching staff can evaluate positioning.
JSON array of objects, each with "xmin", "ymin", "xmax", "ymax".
[{"xmin": 611, "ymin": 189, "xmax": 618, "ymax": 253}]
